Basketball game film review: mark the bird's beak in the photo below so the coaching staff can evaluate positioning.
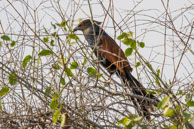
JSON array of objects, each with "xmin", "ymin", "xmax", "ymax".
[{"xmin": 73, "ymin": 26, "xmax": 81, "ymax": 32}]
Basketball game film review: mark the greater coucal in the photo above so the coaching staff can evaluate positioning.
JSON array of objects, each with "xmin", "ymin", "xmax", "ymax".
[{"xmin": 73, "ymin": 19, "xmax": 159, "ymax": 120}]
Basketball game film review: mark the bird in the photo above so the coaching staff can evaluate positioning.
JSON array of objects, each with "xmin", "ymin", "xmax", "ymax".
[{"xmin": 73, "ymin": 19, "xmax": 159, "ymax": 120}]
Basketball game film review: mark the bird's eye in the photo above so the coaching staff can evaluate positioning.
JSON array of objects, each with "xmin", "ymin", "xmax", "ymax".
[{"xmin": 81, "ymin": 23, "xmax": 85, "ymax": 26}]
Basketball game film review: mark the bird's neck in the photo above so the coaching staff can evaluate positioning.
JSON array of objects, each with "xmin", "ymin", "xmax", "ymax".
[{"xmin": 83, "ymin": 26, "xmax": 104, "ymax": 46}]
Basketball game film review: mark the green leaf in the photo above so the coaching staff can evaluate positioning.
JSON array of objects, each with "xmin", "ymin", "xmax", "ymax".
[
  {"xmin": 157, "ymin": 69, "xmax": 160, "ymax": 74},
  {"xmin": 118, "ymin": 117, "xmax": 130, "ymax": 126},
  {"xmin": 146, "ymin": 90, "xmax": 157, "ymax": 95},
  {"xmin": 117, "ymin": 32, "xmax": 127, "ymax": 40},
  {"xmin": 51, "ymin": 22, "xmax": 56, "ymax": 29},
  {"xmin": 22, "ymin": 55, "xmax": 32, "ymax": 68},
  {"xmin": 60, "ymin": 78, "xmax": 65, "ymax": 85},
  {"xmin": 125, "ymin": 48, "xmax": 133, "ymax": 57},
  {"xmin": 9, "ymin": 73, "xmax": 17, "ymax": 85},
  {"xmin": 69, "ymin": 34, "xmax": 79, "ymax": 40},
  {"xmin": 127, "ymin": 31, "xmax": 133, "ymax": 38},
  {"xmin": 170, "ymin": 125, "xmax": 177, "ymax": 129},
  {"xmin": 130, "ymin": 40, "xmax": 136, "ymax": 49},
  {"xmin": 57, "ymin": 58, "xmax": 66, "ymax": 65},
  {"xmin": 185, "ymin": 93, "xmax": 191, "ymax": 102},
  {"xmin": 52, "ymin": 32, "xmax": 57, "ymax": 37},
  {"xmin": 97, "ymin": 74, "xmax": 103, "ymax": 79},
  {"xmin": 38, "ymin": 50, "xmax": 53, "ymax": 56},
  {"xmin": 135, "ymin": 62, "xmax": 141, "ymax": 67},
  {"xmin": 158, "ymin": 96, "xmax": 170, "ymax": 109},
  {"xmin": 53, "ymin": 110, "xmax": 60, "ymax": 124},
  {"xmin": 133, "ymin": 116, "xmax": 143, "ymax": 122},
  {"xmin": 118, "ymin": 114, "xmax": 142, "ymax": 128},
  {"xmin": 155, "ymin": 69, "xmax": 160, "ymax": 86},
  {"xmin": 122, "ymin": 39, "xmax": 130, "ymax": 45},
  {"xmin": 178, "ymin": 90, "xmax": 183, "ymax": 95},
  {"xmin": 37, "ymin": 57, "xmax": 41, "ymax": 66},
  {"xmin": 52, "ymin": 64, "xmax": 60, "ymax": 70},
  {"xmin": 87, "ymin": 67, "xmax": 97, "ymax": 77},
  {"xmin": 145, "ymin": 62, "xmax": 153, "ymax": 70},
  {"xmin": 139, "ymin": 42, "xmax": 145, "ymax": 48},
  {"xmin": 82, "ymin": 58, "xmax": 87, "ymax": 66},
  {"xmin": 45, "ymin": 87, "xmax": 52, "ymax": 95},
  {"xmin": 50, "ymin": 40, "xmax": 54, "ymax": 46},
  {"xmin": 44, "ymin": 27, "xmax": 49, "ymax": 34},
  {"xmin": 0, "ymin": 41, "xmax": 2, "ymax": 47},
  {"xmin": 10, "ymin": 41, "xmax": 16, "ymax": 47},
  {"xmin": 60, "ymin": 21, "xmax": 67, "ymax": 27},
  {"xmin": 64, "ymin": 27, "xmax": 67, "ymax": 31},
  {"xmin": 52, "ymin": 93, "xmax": 59, "ymax": 101},
  {"xmin": 1, "ymin": 35, "xmax": 10, "ymax": 41},
  {"xmin": 70, "ymin": 61, "xmax": 78, "ymax": 69},
  {"xmin": 56, "ymin": 23, "xmax": 61, "ymax": 27},
  {"xmin": 186, "ymin": 100, "xmax": 194, "ymax": 107},
  {"xmin": 141, "ymin": 125, "xmax": 148, "ymax": 129},
  {"xmin": 77, "ymin": 18, "xmax": 83, "ymax": 23},
  {"xmin": 50, "ymin": 100, "xmax": 58, "ymax": 110},
  {"xmin": 118, "ymin": 115, "xmax": 142, "ymax": 129},
  {"xmin": 122, "ymin": 38, "xmax": 136, "ymax": 47},
  {"xmin": 69, "ymin": 42, "xmax": 76, "ymax": 46},
  {"xmin": 65, "ymin": 67, "xmax": 73, "ymax": 77},
  {"xmin": 0, "ymin": 87, "xmax": 9, "ymax": 97},
  {"xmin": 183, "ymin": 112, "xmax": 191, "ymax": 119},
  {"xmin": 60, "ymin": 114, "xmax": 66, "ymax": 127},
  {"xmin": 43, "ymin": 37, "xmax": 49, "ymax": 43},
  {"xmin": 162, "ymin": 124, "xmax": 169, "ymax": 128},
  {"xmin": 175, "ymin": 104, "xmax": 181, "ymax": 112},
  {"xmin": 163, "ymin": 106, "xmax": 175, "ymax": 117}
]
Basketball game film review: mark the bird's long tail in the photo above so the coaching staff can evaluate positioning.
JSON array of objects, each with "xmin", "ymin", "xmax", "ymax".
[{"xmin": 120, "ymin": 68, "xmax": 159, "ymax": 120}]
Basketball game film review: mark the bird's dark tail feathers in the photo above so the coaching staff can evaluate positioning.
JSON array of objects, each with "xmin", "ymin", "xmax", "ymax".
[{"xmin": 120, "ymin": 68, "xmax": 159, "ymax": 120}]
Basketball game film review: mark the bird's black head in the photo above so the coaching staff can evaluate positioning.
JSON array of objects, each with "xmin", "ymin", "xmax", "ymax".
[{"xmin": 73, "ymin": 19, "xmax": 101, "ymax": 32}]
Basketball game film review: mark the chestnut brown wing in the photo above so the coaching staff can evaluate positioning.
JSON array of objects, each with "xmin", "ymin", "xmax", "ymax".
[{"xmin": 98, "ymin": 35, "xmax": 133, "ymax": 74}]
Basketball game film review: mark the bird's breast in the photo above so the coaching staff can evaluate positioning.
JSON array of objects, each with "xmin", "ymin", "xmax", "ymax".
[{"xmin": 84, "ymin": 35, "xmax": 95, "ymax": 46}]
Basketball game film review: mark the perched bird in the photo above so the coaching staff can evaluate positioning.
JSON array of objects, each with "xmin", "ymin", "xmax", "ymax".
[{"xmin": 73, "ymin": 19, "xmax": 159, "ymax": 120}]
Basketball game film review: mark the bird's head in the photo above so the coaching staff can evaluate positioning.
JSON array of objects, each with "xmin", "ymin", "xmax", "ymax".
[{"xmin": 73, "ymin": 19, "xmax": 101, "ymax": 32}]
